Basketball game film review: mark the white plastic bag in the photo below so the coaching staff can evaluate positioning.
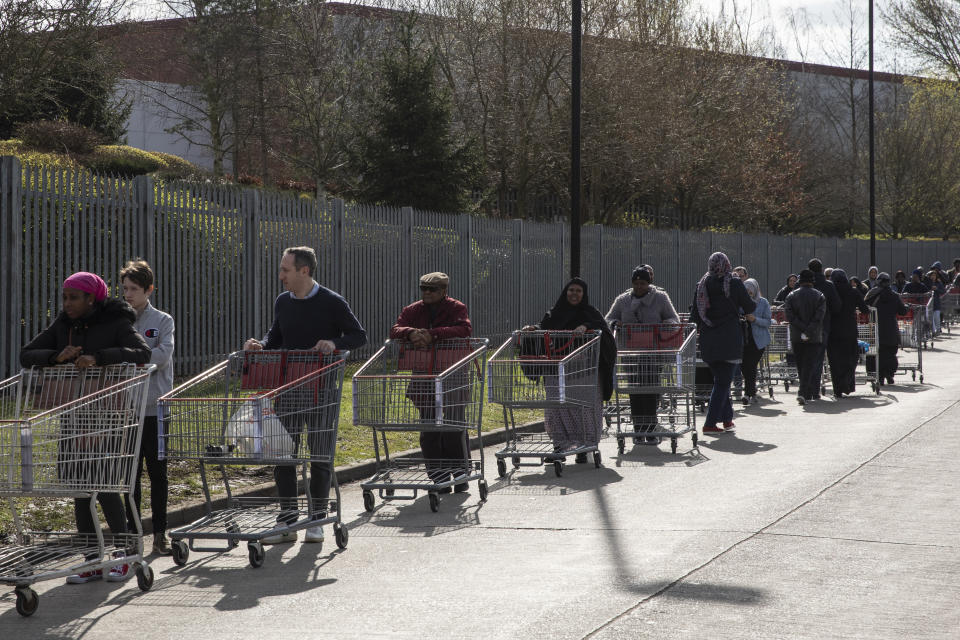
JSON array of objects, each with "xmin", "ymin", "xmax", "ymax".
[{"xmin": 225, "ymin": 397, "xmax": 295, "ymax": 458}]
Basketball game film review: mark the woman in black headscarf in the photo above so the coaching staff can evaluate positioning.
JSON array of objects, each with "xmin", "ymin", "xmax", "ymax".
[
  {"xmin": 827, "ymin": 269, "xmax": 869, "ymax": 397},
  {"xmin": 864, "ymin": 272, "xmax": 907, "ymax": 385},
  {"xmin": 523, "ymin": 278, "xmax": 616, "ymax": 459},
  {"xmin": 774, "ymin": 274, "xmax": 798, "ymax": 304}
]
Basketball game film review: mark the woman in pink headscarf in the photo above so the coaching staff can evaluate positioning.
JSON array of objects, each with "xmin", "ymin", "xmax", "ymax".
[{"xmin": 20, "ymin": 271, "xmax": 150, "ymax": 584}]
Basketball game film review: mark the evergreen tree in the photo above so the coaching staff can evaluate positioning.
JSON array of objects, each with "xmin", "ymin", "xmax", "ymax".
[{"xmin": 357, "ymin": 18, "xmax": 478, "ymax": 212}]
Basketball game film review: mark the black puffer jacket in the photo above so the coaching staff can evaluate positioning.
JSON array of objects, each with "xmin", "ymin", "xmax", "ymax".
[
  {"xmin": 784, "ymin": 285, "xmax": 826, "ymax": 344},
  {"xmin": 20, "ymin": 298, "xmax": 151, "ymax": 367}
]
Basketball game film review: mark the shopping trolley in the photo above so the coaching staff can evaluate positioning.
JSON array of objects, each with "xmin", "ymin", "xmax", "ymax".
[
  {"xmin": 353, "ymin": 338, "xmax": 488, "ymax": 513},
  {"xmin": 607, "ymin": 323, "xmax": 697, "ymax": 455},
  {"xmin": 0, "ymin": 364, "xmax": 155, "ymax": 617},
  {"xmin": 895, "ymin": 305, "xmax": 925, "ymax": 382},
  {"xmin": 855, "ymin": 308, "xmax": 881, "ymax": 394},
  {"xmin": 765, "ymin": 307, "xmax": 798, "ymax": 396},
  {"xmin": 942, "ymin": 290, "xmax": 960, "ymax": 333},
  {"xmin": 901, "ymin": 293, "xmax": 933, "ymax": 348},
  {"xmin": 677, "ymin": 313, "xmax": 714, "ymax": 411},
  {"xmin": 158, "ymin": 350, "xmax": 348, "ymax": 568},
  {"xmin": 488, "ymin": 331, "xmax": 603, "ymax": 478}
]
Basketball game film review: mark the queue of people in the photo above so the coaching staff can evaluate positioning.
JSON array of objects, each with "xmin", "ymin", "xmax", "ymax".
[{"xmin": 16, "ymin": 245, "xmax": 960, "ymax": 587}]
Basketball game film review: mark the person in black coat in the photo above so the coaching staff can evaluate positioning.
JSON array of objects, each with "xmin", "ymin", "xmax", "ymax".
[
  {"xmin": 827, "ymin": 269, "xmax": 869, "ymax": 398},
  {"xmin": 20, "ymin": 271, "xmax": 150, "ymax": 584},
  {"xmin": 524, "ymin": 278, "xmax": 616, "ymax": 460},
  {"xmin": 808, "ymin": 259, "xmax": 841, "ymax": 398},
  {"xmin": 864, "ymin": 272, "xmax": 908, "ymax": 385},
  {"xmin": 784, "ymin": 270, "xmax": 826, "ymax": 404},
  {"xmin": 690, "ymin": 252, "xmax": 756, "ymax": 434}
]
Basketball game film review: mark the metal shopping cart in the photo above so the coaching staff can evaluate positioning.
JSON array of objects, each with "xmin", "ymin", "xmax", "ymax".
[
  {"xmin": 158, "ymin": 350, "xmax": 348, "ymax": 568},
  {"xmin": 855, "ymin": 308, "xmax": 881, "ymax": 394},
  {"xmin": 488, "ymin": 331, "xmax": 603, "ymax": 478},
  {"xmin": 895, "ymin": 305, "xmax": 925, "ymax": 383},
  {"xmin": 901, "ymin": 293, "xmax": 933, "ymax": 349},
  {"xmin": 765, "ymin": 307, "xmax": 798, "ymax": 397},
  {"xmin": 0, "ymin": 364, "xmax": 155, "ymax": 617},
  {"xmin": 607, "ymin": 323, "xmax": 697, "ymax": 455},
  {"xmin": 677, "ymin": 313, "xmax": 714, "ymax": 411},
  {"xmin": 353, "ymin": 338, "xmax": 488, "ymax": 513},
  {"xmin": 943, "ymin": 290, "xmax": 960, "ymax": 333}
]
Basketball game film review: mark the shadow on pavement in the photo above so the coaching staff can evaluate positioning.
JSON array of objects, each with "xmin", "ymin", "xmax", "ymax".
[
  {"xmin": 614, "ymin": 442, "xmax": 708, "ymax": 468},
  {"xmin": 799, "ymin": 395, "xmax": 895, "ymax": 414},
  {"xmin": 0, "ymin": 543, "xmax": 340, "ymax": 633},
  {"xmin": 344, "ymin": 493, "xmax": 483, "ymax": 537},
  {"xmin": 486, "ymin": 464, "xmax": 623, "ymax": 496},
  {"xmin": 697, "ymin": 435, "xmax": 777, "ymax": 455},
  {"xmin": 591, "ymin": 484, "xmax": 768, "ymax": 604}
]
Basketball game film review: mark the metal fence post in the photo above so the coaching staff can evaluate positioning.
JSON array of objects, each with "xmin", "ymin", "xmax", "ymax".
[
  {"xmin": 402, "ymin": 206, "xmax": 414, "ymax": 300},
  {"xmin": 132, "ymin": 175, "xmax": 155, "ymax": 259},
  {"xmin": 241, "ymin": 188, "xmax": 261, "ymax": 344},
  {"xmin": 0, "ymin": 157, "xmax": 23, "ymax": 379},
  {"xmin": 332, "ymin": 198, "xmax": 346, "ymax": 295},
  {"xmin": 514, "ymin": 218, "xmax": 523, "ymax": 331}
]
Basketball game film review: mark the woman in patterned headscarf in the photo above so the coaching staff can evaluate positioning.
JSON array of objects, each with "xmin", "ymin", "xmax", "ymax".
[{"xmin": 690, "ymin": 253, "xmax": 756, "ymax": 435}]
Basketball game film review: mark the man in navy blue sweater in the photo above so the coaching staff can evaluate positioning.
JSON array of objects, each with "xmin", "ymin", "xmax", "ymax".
[{"xmin": 244, "ymin": 246, "xmax": 366, "ymax": 545}]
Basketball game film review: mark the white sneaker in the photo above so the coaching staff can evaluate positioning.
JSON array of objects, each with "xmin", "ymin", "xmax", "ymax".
[
  {"xmin": 304, "ymin": 526, "xmax": 325, "ymax": 543},
  {"xmin": 261, "ymin": 531, "xmax": 297, "ymax": 545}
]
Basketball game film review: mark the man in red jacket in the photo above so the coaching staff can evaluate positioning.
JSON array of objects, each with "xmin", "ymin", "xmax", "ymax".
[{"xmin": 390, "ymin": 272, "xmax": 472, "ymax": 492}]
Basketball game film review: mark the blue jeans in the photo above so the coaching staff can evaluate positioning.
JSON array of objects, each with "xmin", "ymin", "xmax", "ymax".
[{"xmin": 705, "ymin": 361, "xmax": 735, "ymax": 426}]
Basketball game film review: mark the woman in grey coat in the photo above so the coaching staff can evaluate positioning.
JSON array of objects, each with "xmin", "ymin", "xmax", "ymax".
[{"xmin": 605, "ymin": 266, "xmax": 679, "ymax": 445}]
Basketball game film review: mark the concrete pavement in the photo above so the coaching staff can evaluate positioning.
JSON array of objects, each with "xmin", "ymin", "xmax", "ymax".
[{"xmin": 3, "ymin": 333, "xmax": 959, "ymax": 639}]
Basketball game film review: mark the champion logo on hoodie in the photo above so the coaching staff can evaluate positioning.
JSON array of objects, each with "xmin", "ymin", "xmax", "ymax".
[{"xmin": 144, "ymin": 328, "xmax": 159, "ymax": 338}]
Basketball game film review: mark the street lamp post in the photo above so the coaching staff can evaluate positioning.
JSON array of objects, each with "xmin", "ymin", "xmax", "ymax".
[
  {"xmin": 868, "ymin": 0, "xmax": 876, "ymax": 265},
  {"xmin": 570, "ymin": 0, "xmax": 582, "ymax": 279}
]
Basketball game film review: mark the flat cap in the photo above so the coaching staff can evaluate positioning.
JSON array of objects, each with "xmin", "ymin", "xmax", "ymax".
[{"xmin": 419, "ymin": 272, "xmax": 449, "ymax": 287}]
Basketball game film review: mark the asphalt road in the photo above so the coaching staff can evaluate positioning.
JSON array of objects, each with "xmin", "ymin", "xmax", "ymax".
[{"xmin": 3, "ymin": 332, "xmax": 959, "ymax": 639}]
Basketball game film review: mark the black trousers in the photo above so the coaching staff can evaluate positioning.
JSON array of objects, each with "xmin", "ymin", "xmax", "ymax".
[
  {"xmin": 125, "ymin": 415, "xmax": 168, "ymax": 535},
  {"xmin": 76, "ymin": 493, "xmax": 128, "ymax": 537},
  {"xmin": 629, "ymin": 393, "xmax": 660, "ymax": 433},
  {"xmin": 794, "ymin": 342, "xmax": 821, "ymax": 399},
  {"xmin": 866, "ymin": 345, "xmax": 899, "ymax": 381},
  {"xmin": 741, "ymin": 340, "xmax": 765, "ymax": 398},
  {"xmin": 418, "ymin": 399, "xmax": 468, "ymax": 483},
  {"xmin": 827, "ymin": 339, "xmax": 859, "ymax": 395},
  {"xmin": 273, "ymin": 390, "xmax": 335, "ymax": 523}
]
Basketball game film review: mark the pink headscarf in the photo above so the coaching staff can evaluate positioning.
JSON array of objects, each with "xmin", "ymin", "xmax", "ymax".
[{"xmin": 63, "ymin": 272, "xmax": 108, "ymax": 302}]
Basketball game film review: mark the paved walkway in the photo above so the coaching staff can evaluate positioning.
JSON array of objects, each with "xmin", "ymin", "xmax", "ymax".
[{"xmin": 3, "ymin": 332, "xmax": 959, "ymax": 639}]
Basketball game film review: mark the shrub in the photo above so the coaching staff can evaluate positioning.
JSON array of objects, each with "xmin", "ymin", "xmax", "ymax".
[
  {"xmin": 81, "ymin": 145, "xmax": 164, "ymax": 177},
  {"xmin": 276, "ymin": 177, "xmax": 317, "ymax": 194},
  {"xmin": 152, "ymin": 152, "xmax": 203, "ymax": 181},
  {"xmin": 238, "ymin": 173, "xmax": 263, "ymax": 187},
  {"xmin": 0, "ymin": 139, "xmax": 83, "ymax": 171},
  {"xmin": 16, "ymin": 120, "xmax": 104, "ymax": 155}
]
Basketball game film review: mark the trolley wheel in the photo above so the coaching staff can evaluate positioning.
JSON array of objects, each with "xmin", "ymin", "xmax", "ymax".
[
  {"xmin": 171, "ymin": 540, "xmax": 189, "ymax": 567},
  {"xmin": 478, "ymin": 479, "xmax": 489, "ymax": 502},
  {"xmin": 15, "ymin": 587, "xmax": 38, "ymax": 617},
  {"xmin": 593, "ymin": 450, "xmax": 602, "ymax": 468},
  {"xmin": 784, "ymin": 382, "xmax": 790, "ymax": 393},
  {"xmin": 136, "ymin": 563, "xmax": 154, "ymax": 591},
  {"xmin": 362, "ymin": 490, "xmax": 375, "ymax": 513},
  {"xmin": 912, "ymin": 371, "xmax": 916, "ymax": 381},
  {"xmin": 617, "ymin": 438, "xmax": 625, "ymax": 454},
  {"xmin": 671, "ymin": 438, "xmax": 678, "ymax": 455},
  {"xmin": 512, "ymin": 456, "xmax": 521, "ymax": 468},
  {"xmin": 334, "ymin": 523, "xmax": 348, "ymax": 550},
  {"xmin": 873, "ymin": 382, "xmax": 880, "ymax": 395},
  {"xmin": 553, "ymin": 460, "xmax": 563, "ymax": 477},
  {"xmin": 496, "ymin": 458, "xmax": 506, "ymax": 478},
  {"xmin": 768, "ymin": 387, "xmax": 774, "ymax": 399},
  {"xmin": 247, "ymin": 542, "xmax": 265, "ymax": 568},
  {"xmin": 920, "ymin": 374, "xmax": 924, "ymax": 383},
  {"xmin": 385, "ymin": 488, "xmax": 395, "ymax": 497},
  {"xmin": 428, "ymin": 492, "xmax": 440, "ymax": 513},
  {"xmin": 226, "ymin": 522, "xmax": 241, "ymax": 548},
  {"xmin": 692, "ymin": 432, "xmax": 699, "ymax": 447}
]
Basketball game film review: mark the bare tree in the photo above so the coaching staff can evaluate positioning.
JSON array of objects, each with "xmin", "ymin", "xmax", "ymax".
[{"xmin": 885, "ymin": 0, "xmax": 960, "ymax": 81}]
